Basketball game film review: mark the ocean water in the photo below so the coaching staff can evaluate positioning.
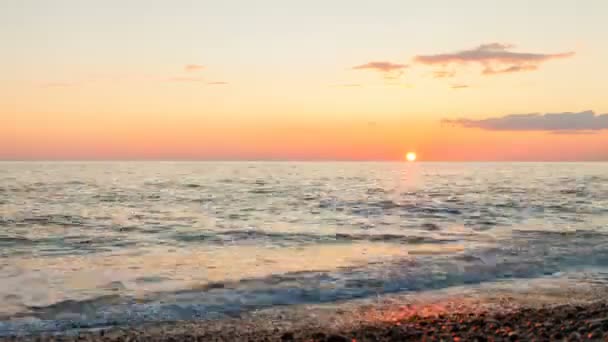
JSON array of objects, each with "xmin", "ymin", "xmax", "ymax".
[{"xmin": 1, "ymin": 162, "xmax": 608, "ymax": 333}]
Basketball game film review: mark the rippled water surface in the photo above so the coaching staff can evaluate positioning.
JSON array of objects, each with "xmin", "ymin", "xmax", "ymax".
[{"xmin": 1, "ymin": 162, "xmax": 608, "ymax": 332}]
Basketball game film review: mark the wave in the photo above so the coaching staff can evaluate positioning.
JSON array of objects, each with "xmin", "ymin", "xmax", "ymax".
[
  {"xmin": 0, "ymin": 236, "xmax": 34, "ymax": 247},
  {"xmin": 172, "ymin": 230, "xmax": 455, "ymax": 245},
  {"xmin": 4, "ymin": 240, "xmax": 608, "ymax": 335},
  {"xmin": 1, "ymin": 214, "xmax": 87, "ymax": 227}
]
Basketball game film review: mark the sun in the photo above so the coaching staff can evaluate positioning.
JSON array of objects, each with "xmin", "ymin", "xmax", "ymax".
[{"xmin": 406, "ymin": 152, "xmax": 417, "ymax": 162}]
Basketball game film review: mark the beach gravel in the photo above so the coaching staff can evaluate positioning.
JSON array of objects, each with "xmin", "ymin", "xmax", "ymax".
[{"xmin": 2, "ymin": 302, "xmax": 608, "ymax": 341}]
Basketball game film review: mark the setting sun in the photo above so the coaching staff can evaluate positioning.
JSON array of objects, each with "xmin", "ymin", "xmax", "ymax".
[{"xmin": 406, "ymin": 152, "xmax": 417, "ymax": 162}]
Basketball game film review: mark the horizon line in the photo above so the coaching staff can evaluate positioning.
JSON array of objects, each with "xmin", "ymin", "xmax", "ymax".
[{"xmin": 1, "ymin": 159, "xmax": 606, "ymax": 163}]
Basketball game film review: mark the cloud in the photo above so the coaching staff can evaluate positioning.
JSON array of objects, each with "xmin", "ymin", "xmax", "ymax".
[
  {"xmin": 166, "ymin": 77, "xmax": 205, "ymax": 83},
  {"xmin": 415, "ymin": 43, "xmax": 574, "ymax": 75},
  {"xmin": 482, "ymin": 64, "xmax": 538, "ymax": 75},
  {"xmin": 207, "ymin": 81, "xmax": 228, "ymax": 85},
  {"xmin": 433, "ymin": 70, "xmax": 456, "ymax": 78},
  {"xmin": 450, "ymin": 84, "xmax": 469, "ymax": 89},
  {"xmin": 184, "ymin": 64, "xmax": 205, "ymax": 72},
  {"xmin": 353, "ymin": 61, "xmax": 408, "ymax": 73},
  {"xmin": 352, "ymin": 61, "xmax": 408, "ymax": 79},
  {"xmin": 443, "ymin": 110, "xmax": 608, "ymax": 132},
  {"xmin": 550, "ymin": 130, "xmax": 600, "ymax": 135}
]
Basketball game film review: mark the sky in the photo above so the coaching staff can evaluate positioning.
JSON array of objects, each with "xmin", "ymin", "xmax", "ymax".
[{"xmin": 2, "ymin": 0, "xmax": 608, "ymax": 161}]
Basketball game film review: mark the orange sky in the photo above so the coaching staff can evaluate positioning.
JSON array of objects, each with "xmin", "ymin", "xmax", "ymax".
[{"xmin": 2, "ymin": 1, "xmax": 608, "ymax": 161}]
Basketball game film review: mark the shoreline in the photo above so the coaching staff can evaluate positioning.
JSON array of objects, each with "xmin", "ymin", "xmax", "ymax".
[
  {"xmin": 3, "ymin": 276, "xmax": 608, "ymax": 341},
  {"xmin": 3, "ymin": 303, "xmax": 607, "ymax": 341}
]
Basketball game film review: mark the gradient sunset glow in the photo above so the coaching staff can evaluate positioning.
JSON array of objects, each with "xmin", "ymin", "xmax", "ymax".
[{"xmin": 2, "ymin": 1, "xmax": 608, "ymax": 161}]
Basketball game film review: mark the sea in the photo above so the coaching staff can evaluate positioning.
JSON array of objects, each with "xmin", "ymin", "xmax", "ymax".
[{"xmin": 1, "ymin": 162, "xmax": 608, "ymax": 334}]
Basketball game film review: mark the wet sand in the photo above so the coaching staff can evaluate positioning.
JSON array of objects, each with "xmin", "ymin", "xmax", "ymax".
[{"xmin": 2, "ymin": 276, "xmax": 608, "ymax": 341}]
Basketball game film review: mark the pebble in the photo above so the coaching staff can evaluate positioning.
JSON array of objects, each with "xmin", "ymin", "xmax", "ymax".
[{"xmin": 3, "ymin": 302, "xmax": 608, "ymax": 341}]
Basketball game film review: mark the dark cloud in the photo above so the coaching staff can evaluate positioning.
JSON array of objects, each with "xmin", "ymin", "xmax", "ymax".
[
  {"xmin": 353, "ymin": 61, "xmax": 408, "ymax": 72},
  {"xmin": 184, "ymin": 64, "xmax": 205, "ymax": 72},
  {"xmin": 415, "ymin": 43, "xmax": 574, "ymax": 75},
  {"xmin": 443, "ymin": 110, "xmax": 608, "ymax": 132}
]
